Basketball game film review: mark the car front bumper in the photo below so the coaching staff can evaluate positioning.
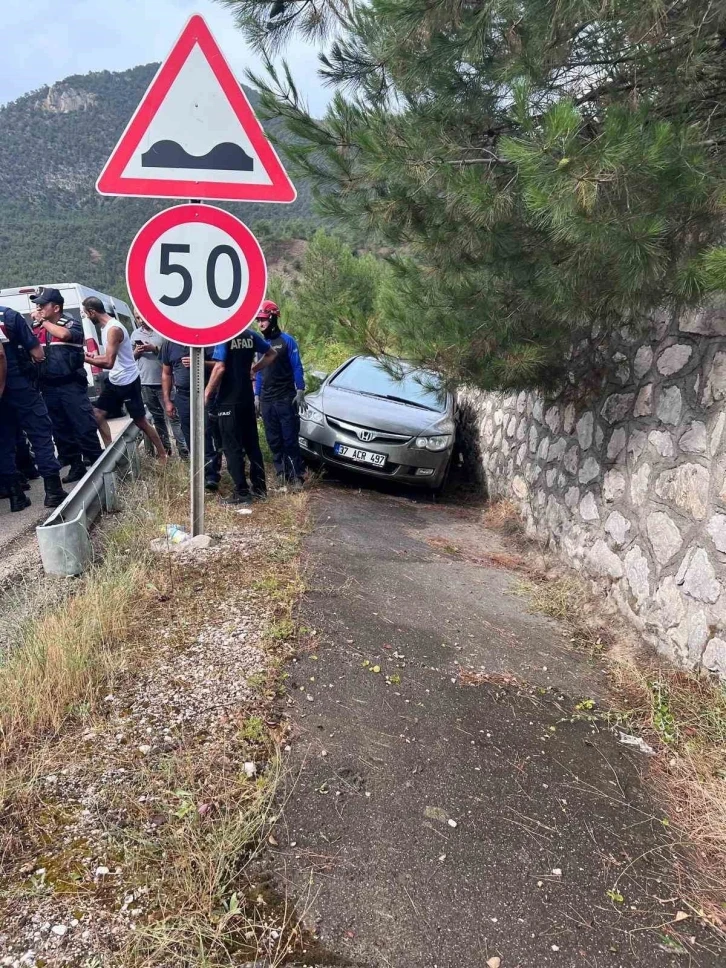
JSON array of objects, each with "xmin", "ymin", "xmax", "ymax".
[{"xmin": 299, "ymin": 417, "xmax": 452, "ymax": 488}]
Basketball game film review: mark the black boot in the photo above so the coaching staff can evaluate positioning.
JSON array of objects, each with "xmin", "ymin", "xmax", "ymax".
[
  {"xmin": 9, "ymin": 482, "xmax": 31, "ymax": 513},
  {"xmin": 18, "ymin": 474, "xmax": 31, "ymax": 491},
  {"xmin": 62, "ymin": 461, "xmax": 87, "ymax": 484},
  {"xmin": 43, "ymin": 474, "xmax": 67, "ymax": 509}
]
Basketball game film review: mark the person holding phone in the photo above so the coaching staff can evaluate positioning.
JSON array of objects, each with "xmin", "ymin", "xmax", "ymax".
[{"xmin": 130, "ymin": 311, "xmax": 188, "ymax": 458}]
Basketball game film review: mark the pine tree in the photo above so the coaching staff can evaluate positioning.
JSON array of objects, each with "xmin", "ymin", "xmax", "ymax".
[{"xmin": 220, "ymin": 0, "xmax": 726, "ymax": 389}]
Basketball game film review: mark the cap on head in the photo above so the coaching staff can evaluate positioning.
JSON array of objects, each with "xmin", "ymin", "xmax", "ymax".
[
  {"xmin": 256, "ymin": 299, "xmax": 280, "ymax": 321},
  {"xmin": 31, "ymin": 287, "xmax": 64, "ymax": 307}
]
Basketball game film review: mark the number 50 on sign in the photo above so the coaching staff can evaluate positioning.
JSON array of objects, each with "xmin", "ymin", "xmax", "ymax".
[{"xmin": 126, "ymin": 204, "xmax": 267, "ymax": 347}]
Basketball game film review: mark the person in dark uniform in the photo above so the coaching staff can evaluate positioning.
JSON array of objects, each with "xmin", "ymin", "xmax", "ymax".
[
  {"xmin": 31, "ymin": 288, "xmax": 103, "ymax": 483},
  {"xmin": 206, "ymin": 329, "xmax": 277, "ymax": 505},
  {"xmin": 0, "ymin": 304, "xmax": 66, "ymax": 512},
  {"xmin": 160, "ymin": 341, "xmax": 221, "ymax": 490},
  {"xmin": 253, "ymin": 300, "xmax": 306, "ymax": 486}
]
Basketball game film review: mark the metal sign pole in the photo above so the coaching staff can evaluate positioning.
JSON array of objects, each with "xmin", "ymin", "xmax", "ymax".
[{"xmin": 190, "ymin": 345, "xmax": 205, "ymax": 537}]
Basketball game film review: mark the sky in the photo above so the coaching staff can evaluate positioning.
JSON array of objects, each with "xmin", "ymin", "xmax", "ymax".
[{"xmin": 0, "ymin": 0, "xmax": 330, "ymax": 114}]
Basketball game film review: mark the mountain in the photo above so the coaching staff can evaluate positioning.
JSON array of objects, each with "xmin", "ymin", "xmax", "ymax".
[{"xmin": 0, "ymin": 64, "xmax": 316, "ymax": 298}]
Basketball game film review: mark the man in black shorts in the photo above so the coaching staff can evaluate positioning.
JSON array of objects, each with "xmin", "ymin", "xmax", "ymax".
[{"xmin": 82, "ymin": 297, "xmax": 167, "ymax": 462}]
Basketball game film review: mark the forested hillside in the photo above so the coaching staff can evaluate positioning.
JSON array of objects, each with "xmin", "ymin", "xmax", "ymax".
[{"xmin": 0, "ymin": 64, "xmax": 317, "ymax": 297}]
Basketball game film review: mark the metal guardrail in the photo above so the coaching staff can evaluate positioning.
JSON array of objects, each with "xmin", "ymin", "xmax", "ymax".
[{"xmin": 36, "ymin": 419, "xmax": 141, "ymax": 576}]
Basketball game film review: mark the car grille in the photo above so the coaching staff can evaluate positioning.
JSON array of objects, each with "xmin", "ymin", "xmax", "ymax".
[{"xmin": 325, "ymin": 416, "xmax": 412, "ymax": 445}]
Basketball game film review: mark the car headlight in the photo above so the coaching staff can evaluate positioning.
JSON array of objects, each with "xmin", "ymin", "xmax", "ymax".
[
  {"xmin": 414, "ymin": 435, "xmax": 450, "ymax": 452},
  {"xmin": 300, "ymin": 402, "xmax": 324, "ymax": 426}
]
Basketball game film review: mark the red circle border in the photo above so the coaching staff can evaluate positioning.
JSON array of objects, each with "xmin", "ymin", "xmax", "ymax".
[{"xmin": 126, "ymin": 203, "xmax": 267, "ymax": 347}]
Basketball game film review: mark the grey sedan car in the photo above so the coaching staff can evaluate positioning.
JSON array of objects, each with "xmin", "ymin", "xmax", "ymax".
[{"xmin": 299, "ymin": 356, "xmax": 456, "ymax": 493}]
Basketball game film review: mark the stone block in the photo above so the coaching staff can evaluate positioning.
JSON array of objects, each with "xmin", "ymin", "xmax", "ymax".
[
  {"xmin": 563, "ymin": 403, "xmax": 576, "ymax": 435},
  {"xmin": 533, "ymin": 399, "xmax": 544, "ymax": 424},
  {"xmin": 676, "ymin": 547, "xmax": 721, "ymax": 603},
  {"xmin": 679, "ymin": 421, "xmax": 708, "ymax": 455},
  {"xmin": 506, "ymin": 415, "xmax": 517, "ymax": 438},
  {"xmin": 493, "ymin": 429, "xmax": 502, "ymax": 448},
  {"xmin": 656, "ymin": 385, "xmax": 682, "ymax": 425},
  {"xmin": 547, "ymin": 439, "xmax": 567, "ymax": 464},
  {"xmin": 634, "ymin": 345, "xmax": 653, "ymax": 380},
  {"xmin": 494, "ymin": 409, "xmax": 504, "ymax": 427},
  {"xmin": 579, "ymin": 457, "xmax": 600, "ymax": 484},
  {"xmin": 546, "ymin": 468, "xmax": 557, "ymax": 488},
  {"xmin": 679, "ymin": 304, "xmax": 726, "ymax": 336},
  {"xmin": 605, "ymin": 511, "xmax": 631, "ymax": 546},
  {"xmin": 653, "ymin": 577, "xmax": 686, "ymax": 629},
  {"xmin": 624, "ymin": 546, "xmax": 650, "ymax": 606},
  {"xmin": 657, "ymin": 343, "xmax": 693, "ymax": 376},
  {"xmin": 576, "ymin": 412, "xmax": 594, "ymax": 450},
  {"xmin": 702, "ymin": 637, "xmax": 726, "ymax": 677},
  {"xmin": 616, "ymin": 362, "xmax": 631, "ymax": 385},
  {"xmin": 655, "ymin": 463, "xmax": 709, "ymax": 520},
  {"xmin": 707, "ymin": 514, "xmax": 726, "ymax": 553},
  {"xmin": 710, "ymin": 411, "xmax": 726, "ymax": 454},
  {"xmin": 603, "ymin": 470, "xmax": 626, "ymax": 502},
  {"xmin": 607, "ymin": 428, "xmax": 627, "ymax": 461},
  {"xmin": 602, "ymin": 393, "xmax": 635, "ymax": 424},
  {"xmin": 634, "ymin": 384, "xmax": 653, "ymax": 417},
  {"xmin": 631, "ymin": 463, "xmax": 651, "ymax": 506},
  {"xmin": 529, "ymin": 425, "xmax": 539, "ymax": 454},
  {"xmin": 687, "ymin": 610, "xmax": 709, "ymax": 662},
  {"xmin": 702, "ymin": 351, "xmax": 726, "ymax": 408},
  {"xmin": 646, "ymin": 512, "xmax": 683, "ymax": 565},
  {"xmin": 517, "ymin": 420, "xmax": 527, "ymax": 441},
  {"xmin": 595, "ymin": 424, "xmax": 604, "ymax": 449},
  {"xmin": 564, "ymin": 445, "xmax": 579, "ymax": 475},
  {"xmin": 516, "ymin": 443, "xmax": 527, "ymax": 466},
  {"xmin": 545, "ymin": 406, "xmax": 561, "ymax": 434},
  {"xmin": 628, "ymin": 430, "xmax": 647, "ymax": 462},
  {"xmin": 517, "ymin": 391, "xmax": 527, "ymax": 414},
  {"xmin": 512, "ymin": 475, "xmax": 528, "ymax": 500},
  {"xmin": 586, "ymin": 539, "xmax": 624, "ymax": 579},
  {"xmin": 565, "ymin": 486, "xmax": 580, "ymax": 509},
  {"xmin": 579, "ymin": 493, "xmax": 600, "ymax": 521},
  {"xmin": 648, "ymin": 430, "xmax": 674, "ymax": 458},
  {"xmin": 537, "ymin": 437, "xmax": 550, "ymax": 461}
]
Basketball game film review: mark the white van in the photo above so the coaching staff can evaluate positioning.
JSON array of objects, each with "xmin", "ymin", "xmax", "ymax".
[{"xmin": 0, "ymin": 283, "xmax": 134, "ymax": 402}]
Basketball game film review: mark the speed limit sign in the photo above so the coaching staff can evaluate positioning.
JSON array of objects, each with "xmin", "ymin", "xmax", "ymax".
[{"xmin": 126, "ymin": 203, "xmax": 267, "ymax": 346}]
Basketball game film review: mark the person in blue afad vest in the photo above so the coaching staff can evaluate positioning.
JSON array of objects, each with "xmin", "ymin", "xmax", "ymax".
[
  {"xmin": 206, "ymin": 329, "xmax": 277, "ymax": 505},
  {"xmin": 0, "ymin": 305, "xmax": 67, "ymax": 512},
  {"xmin": 30, "ymin": 288, "xmax": 103, "ymax": 484},
  {"xmin": 253, "ymin": 300, "xmax": 306, "ymax": 487}
]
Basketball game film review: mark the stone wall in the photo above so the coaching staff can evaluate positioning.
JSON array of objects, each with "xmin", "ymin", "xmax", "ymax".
[{"xmin": 459, "ymin": 304, "xmax": 726, "ymax": 678}]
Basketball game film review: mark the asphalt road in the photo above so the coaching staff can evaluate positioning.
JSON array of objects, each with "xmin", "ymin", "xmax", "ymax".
[
  {"xmin": 277, "ymin": 484, "xmax": 725, "ymax": 968},
  {"xmin": 0, "ymin": 417, "xmax": 128, "ymax": 558}
]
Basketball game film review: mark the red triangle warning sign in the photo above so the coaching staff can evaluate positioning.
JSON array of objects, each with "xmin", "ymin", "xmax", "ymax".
[{"xmin": 96, "ymin": 15, "xmax": 296, "ymax": 204}]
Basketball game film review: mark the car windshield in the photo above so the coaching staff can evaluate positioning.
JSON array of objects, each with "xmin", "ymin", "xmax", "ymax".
[{"xmin": 331, "ymin": 358, "xmax": 447, "ymax": 413}]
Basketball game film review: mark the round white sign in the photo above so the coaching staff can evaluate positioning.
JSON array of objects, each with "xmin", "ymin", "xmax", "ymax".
[{"xmin": 126, "ymin": 204, "xmax": 267, "ymax": 347}]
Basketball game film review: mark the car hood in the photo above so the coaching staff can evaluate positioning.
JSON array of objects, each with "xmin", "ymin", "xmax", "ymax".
[{"xmin": 316, "ymin": 384, "xmax": 452, "ymax": 436}]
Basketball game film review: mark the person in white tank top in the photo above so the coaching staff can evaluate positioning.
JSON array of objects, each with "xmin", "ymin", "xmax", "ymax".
[
  {"xmin": 82, "ymin": 297, "xmax": 167, "ymax": 463},
  {"xmin": 104, "ymin": 319, "xmax": 139, "ymax": 387}
]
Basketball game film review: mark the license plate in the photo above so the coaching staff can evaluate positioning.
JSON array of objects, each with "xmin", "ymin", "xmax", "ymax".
[{"xmin": 334, "ymin": 443, "xmax": 386, "ymax": 467}]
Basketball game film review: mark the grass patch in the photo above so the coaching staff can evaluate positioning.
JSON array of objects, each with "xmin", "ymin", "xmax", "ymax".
[
  {"xmin": 0, "ymin": 459, "xmax": 192, "ymax": 760},
  {"xmin": 482, "ymin": 498, "xmax": 525, "ymax": 537},
  {"xmin": 516, "ymin": 574, "xmax": 607, "ymax": 654},
  {"xmin": 0, "ymin": 459, "xmax": 314, "ymax": 964},
  {"xmin": 613, "ymin": 663, "xmax": 726, "ymax": 930}
]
